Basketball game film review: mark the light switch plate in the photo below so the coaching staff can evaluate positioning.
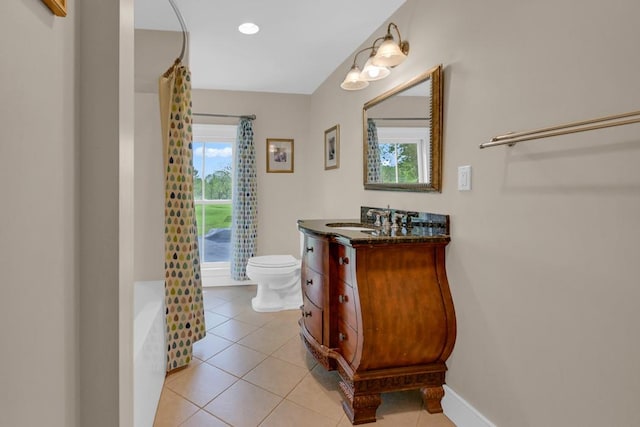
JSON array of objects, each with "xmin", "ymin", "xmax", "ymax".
[{"xmin": 458, "ymin": 165, "xmax": 471, "ymax": 191}]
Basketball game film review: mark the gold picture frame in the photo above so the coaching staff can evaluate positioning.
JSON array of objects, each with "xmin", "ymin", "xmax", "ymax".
[
  {"xmin": 324, "ymin": 125, "xmax": 340, "ymax": 170},
  {"xmin": 266, "ymin": 138, "xmax": 294, "ymax": 173},
  {"xmin": 42, "ymin": 0, "xmax": 67, "ymax": 16}
]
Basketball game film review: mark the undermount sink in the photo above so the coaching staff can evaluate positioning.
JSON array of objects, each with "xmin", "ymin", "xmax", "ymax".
[
  {"xmin": 325, "ymin": 222, "xmax": 374, "ymax": 231},
  {"xmin": 360, "ymin": 229, "xmax": 378, "ymax": 235}
]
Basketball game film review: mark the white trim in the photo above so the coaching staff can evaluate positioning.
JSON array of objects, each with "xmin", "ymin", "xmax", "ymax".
[
  {"xmin": 193, "ymin": 123, "xmax": 237, "ymax": 140},
  {"xmin": 202, "ymin": 276, "xmax": 255, "ymax": 287},
  {"xmin": 443, "ymin": 385, "xmax": 496, "ymax": 427},
  {"xmin": 377, "ymin": 126, "xmax": 428, "ymax": 139},
  {"xmin": 201, "ymin": 266, "xmax": 255, "ymax": 287}
]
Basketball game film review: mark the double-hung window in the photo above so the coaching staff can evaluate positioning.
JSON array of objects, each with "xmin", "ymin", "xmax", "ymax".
[{"xmin": 192, "ymin": 124, "xmax": 236, "ymax": 271}]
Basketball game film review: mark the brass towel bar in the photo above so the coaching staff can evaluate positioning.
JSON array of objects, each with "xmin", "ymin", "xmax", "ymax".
[{"xmin": 479, "ymin": 109, "xmax": 640, "ymax": 149}]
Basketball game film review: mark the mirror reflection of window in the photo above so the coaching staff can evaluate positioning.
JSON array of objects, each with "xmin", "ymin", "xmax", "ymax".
[
  {"xmin": 376, "ymin": 126, "xmax": 429, "ymax": 184},
  {"xmin": 366, "ymin": 95, "xmax": 430, "ymax": 185},
  {"xmin": 363, "ymin": 65, "xmax": 442, "ymax": 192}
]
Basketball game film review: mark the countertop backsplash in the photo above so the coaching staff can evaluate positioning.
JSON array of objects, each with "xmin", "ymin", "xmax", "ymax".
[{"xmin": 360, "ymin": 206, "xmax": 450, "ymax": 235}]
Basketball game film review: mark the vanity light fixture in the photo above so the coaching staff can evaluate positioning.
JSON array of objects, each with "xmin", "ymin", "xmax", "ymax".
[
  {"xmin": 361, "ymin": 50, "xmax": 391, "ymax": 81},
  {"xmin": 340, "ymin": 45, "xmax": 387, "ymax": 90},
  {"xmin": 340, "ymin": 22, "xmax": 409, "ymax": 91},
  {"xmin": 341, "ymin": 62, "xmax": 370, "ymax": 91},
  {"xmin": 372, "ymin": 23, "xmax": 410, "ymax": 67}
]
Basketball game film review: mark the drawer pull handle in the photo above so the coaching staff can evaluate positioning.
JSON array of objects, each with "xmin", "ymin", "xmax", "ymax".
[
  {"xmin": 339, "ymin": 332, "xmax": 347, "ymax": 342},
  {"xmin": 338, "ymin": 295, "xmax": 348, "ymax": 303},
  {"xmin": 303, "ymin": 311, "xmax": 312, "ymax": 318},
  {"xmin": 338, "ymin": 257, "xmax": 349, "ymax": 265},
  {"xmin": 306, "ymin": 279, "xmax": 313, "ymax": 286},
  {"xmin": 306, "ymin": 246, "xmax": 314, "ymax": 253}
]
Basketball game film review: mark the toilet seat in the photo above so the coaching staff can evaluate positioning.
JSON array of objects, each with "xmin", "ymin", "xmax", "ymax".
[{"xmin": 248, "ymin": 255, "xmax": 299, "ymax": 268}]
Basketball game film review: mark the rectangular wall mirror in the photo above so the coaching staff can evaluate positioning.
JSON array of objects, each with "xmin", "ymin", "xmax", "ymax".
[{"xmin": 363, "ymin": 64, "xmax": 443, "ymax": 192}]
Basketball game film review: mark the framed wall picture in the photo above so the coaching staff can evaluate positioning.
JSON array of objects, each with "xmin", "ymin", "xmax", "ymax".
[
  {"xmin": 266, "ymin": 138, "xmax": 294, "ymax": 173},
  {"xmin": 42, "ymin": 0, "xmax": 67, "ymax": 16},
  {"xmin": 324, "ymin": 125, "xmax": 340, "ymax": 170}
]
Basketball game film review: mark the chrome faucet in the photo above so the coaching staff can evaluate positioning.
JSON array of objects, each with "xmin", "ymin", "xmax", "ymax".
[
  {"xmin": 366, "ymin": 209, "xmax": 390, "ymax": 228},
  {"xmin": 391, "ymin": 212, "xmax": 404, "ymax": 231}
]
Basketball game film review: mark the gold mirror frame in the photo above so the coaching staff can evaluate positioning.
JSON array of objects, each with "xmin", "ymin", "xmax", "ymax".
[{"xmin": 363, "ymin": 64, "xmax": 443, "ymax": 192}]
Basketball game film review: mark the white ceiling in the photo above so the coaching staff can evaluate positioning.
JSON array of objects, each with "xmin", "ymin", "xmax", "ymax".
[{"xmin": 134, "ymin": 0, "xmax": 406, "ymax": 94}]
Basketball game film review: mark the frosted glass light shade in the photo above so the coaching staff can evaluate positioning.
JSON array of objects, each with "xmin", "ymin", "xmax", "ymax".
[
  {"xmin": 360, "ymin": 56, "xmax": 390, "ymax": 81},
  {"xmin": 340, "ymin": 65, "xmax": 369, "ymax": 90},
  {"xmin": 372, "ymin": 37, "xmax": 407, "ymax": 67}
]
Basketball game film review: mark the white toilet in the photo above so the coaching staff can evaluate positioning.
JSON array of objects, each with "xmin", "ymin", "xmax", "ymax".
[{"xmin": 246, "ymin": 254, "xmax": 302, "ymax": 312}]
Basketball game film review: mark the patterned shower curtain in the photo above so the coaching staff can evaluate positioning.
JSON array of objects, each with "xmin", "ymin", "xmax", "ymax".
[
  {"xmin": 367, "ymin": 118, "xmax": 382, "ymax": 183},
  {"xmin": 230, "ymin": 118, "xmax": 258, "ymax": 280},
  {"xmin": 159, "ymin": 59, "xmax": 206, "ymax": 372}
]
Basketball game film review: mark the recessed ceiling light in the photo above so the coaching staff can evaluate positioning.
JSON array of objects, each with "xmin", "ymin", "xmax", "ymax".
[{"xmin": 238, "ymin": 22, "xmax": 259, "ymax": 35}]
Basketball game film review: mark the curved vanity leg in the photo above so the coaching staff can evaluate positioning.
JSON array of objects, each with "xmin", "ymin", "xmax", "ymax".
[
  {"xmin": 420, "ymin": 385, "xmax": 445, "ymax": 413},
  {"xmin": 339, "ymin": 381, "xmax": 381, "ymax": 424}
]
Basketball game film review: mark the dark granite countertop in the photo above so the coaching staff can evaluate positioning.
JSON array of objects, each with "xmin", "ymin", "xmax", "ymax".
[{"xmin": 297, "ymin": 219, "xmax": 451, "ymax": 245}]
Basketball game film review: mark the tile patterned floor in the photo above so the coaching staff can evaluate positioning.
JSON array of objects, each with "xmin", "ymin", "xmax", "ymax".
[{"xmin": 153, "ymin": 285, "xmax": 455, "ymax": 427}]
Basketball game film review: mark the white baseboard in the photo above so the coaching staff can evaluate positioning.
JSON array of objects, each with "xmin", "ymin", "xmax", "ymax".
[
  {"xmin": 202, "ymin": 274, "xmax": 255, "ymax": 287},
  {"xmin": 443, "ymin": 385, "xmax": 496, "ymax": 427},
  {"xmin": 203, "ymin": 278, "xmax": 254, "ymax": 287},
  {"xmin": 201, "ymin": 265, "xmax": 255, "ymax": 287}
]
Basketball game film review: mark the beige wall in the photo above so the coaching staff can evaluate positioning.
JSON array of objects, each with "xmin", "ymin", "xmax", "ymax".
[
  {"xmin": 22, "ymin": 1, "xmax": 632, "ymax": 424},
  {"xmin": 135, "ymin": 29, "xmax": 186, "ymax": 94},
  {"xmin": 134, "ymin": 30, "xmax": 180, "ymax": 280},
  {"xmin": 134, "ymin": 30, "xmax": 314, "ymax": 280},
  {"xmin": 192, "ymin": 89, "xmax": 314, "ymax": 257},
  {"xmin": 135, "ymin": 5, "xmax": 640, "ymax": 423},
  {"xmin": 1, "ymin": 2, "xmax": 79, "ymax": 427},
  {"xmin": 311, "ymin": 0, "xmax": 640, "ymax": 425},
  {"xmin": 136, "ymin": 87, "xmax": 314, "ymax": 267},
  {"xmin": 4, "ymin": 1, "xmax": 134, "ymax": 425},
  {"xmin": 79, "ymin": 0, "xmax": 135, "ymax": 426},
  {"xmin": 135, "ymin": 92, "xmax": 165, "ymax": 280}
]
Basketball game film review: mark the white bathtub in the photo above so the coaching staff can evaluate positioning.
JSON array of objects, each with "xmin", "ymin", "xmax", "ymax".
[{"xmin": 134, "ymin": 281, "xmax": 166, "ymax": 427}]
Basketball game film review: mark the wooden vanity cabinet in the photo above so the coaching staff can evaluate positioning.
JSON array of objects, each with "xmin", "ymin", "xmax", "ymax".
[
  {"xmin": 299, "ymin": 229, "xmax": 456, "ymax": 425},
  {"xmin": 300, "ymin": 234, "xmax": 334, "ymax": 368}
]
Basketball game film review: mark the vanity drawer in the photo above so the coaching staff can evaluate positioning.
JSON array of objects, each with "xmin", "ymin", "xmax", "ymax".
[
  {"xmin": 302, "ymin": 235, "xmax": 328, "ymax": 274},
  {"xmin": 302, "ymin": 267, "xmax": 324, "ymax": 308},
  {"xmin": 301, "ymin": 295, "xmax": 323, "ymax": 344},
  {"xmin": 336, "ymin": 279, "xmax": 357, "ymax": 331},
  {"xmin": 334, "ymin": 244, "xmax": 354, "ymax": 285},
  {"xmin": 337, "ymin": 319, "xmax": 357, "ymax": 364}
]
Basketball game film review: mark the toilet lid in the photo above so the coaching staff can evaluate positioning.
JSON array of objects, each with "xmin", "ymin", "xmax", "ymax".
[{"xmin": 249, "ymin": 255, "xmax": 299, "ymax": 268}]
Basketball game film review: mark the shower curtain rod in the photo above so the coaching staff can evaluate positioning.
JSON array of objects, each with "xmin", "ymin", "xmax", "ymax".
[
  {"xmin": 168, "ymin": 0, "xmax": 188, "ymax": 62},
  {"xmin": 193, "ymin": 113, "xmax": 257, "ymax": 120}
]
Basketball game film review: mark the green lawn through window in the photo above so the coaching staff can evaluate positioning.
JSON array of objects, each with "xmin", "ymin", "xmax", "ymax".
[{"xmin": 195, "ymin": 204, "xmax": 232, "ymax": 236}]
